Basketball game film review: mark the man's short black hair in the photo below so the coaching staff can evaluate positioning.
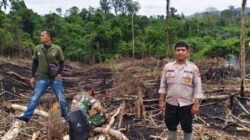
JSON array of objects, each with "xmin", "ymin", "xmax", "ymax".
[
  {"xmin": 42, "ymin": 29, "xmax": 53, "ymax": 40},
  {"xmin": 83, "ymin": 84, "xmax": 95, "ymax": 96},
  {"xmin": 174, "ymin": 41, "xmax": 189, "ymax": 49},
  {"xmin": 83, "ymin": 84, "xmax": 92, "ymax": 91}
]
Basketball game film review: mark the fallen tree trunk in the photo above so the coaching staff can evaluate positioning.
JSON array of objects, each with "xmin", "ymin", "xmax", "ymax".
[
  {"xmin": 237, "ymin": 126, "xmax": 250, "ymax": 132},
  {"xmin": 97, "ymin": 103, "xmax": 127, "ymax": 140},
  {"xmin": 93, "ymin": 127, "xmax": 128, "ymax": 140},
  {"xmin": 0, "ymin": 70, "xmax": 29, "ymax": 87},
  {"xmin": 118, "ymin": 101, "xmax": 125, "ymax": 128},
  {"xmin": 4, "ymin": 103, "xmax": 48, "ymax": 117},
  {"xmin": 205, "ymin": 95, "xmax": 231, "ymax": 100},
  {"xmin": 204, "ymin": 93, "xmax": 238, "ymax": 100}
]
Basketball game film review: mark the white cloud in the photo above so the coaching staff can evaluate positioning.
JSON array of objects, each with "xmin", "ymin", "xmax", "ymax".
[
  {"xmin": 24, "ymin": 0, "xmax": 100, "ymax": 15},
  {"xmin": 23, "ymin": 0, "xmax": 242, "ymax": 16},
  {"xmin": 172, "ymin": 0, "xmax": 241, "ymax": 15}
]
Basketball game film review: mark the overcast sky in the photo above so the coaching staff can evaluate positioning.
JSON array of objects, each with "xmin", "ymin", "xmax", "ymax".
[{"xmin": 23, "ymin": 0, "xmax": 242, "ymax": 16}]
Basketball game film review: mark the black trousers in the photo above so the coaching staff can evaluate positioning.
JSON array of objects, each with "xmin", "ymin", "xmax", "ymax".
[
  {"xmin": 165, "ymin": 103, "xmax": 193, "ymax": 133},
  {"xmin": 69, "ymin": 109, "xmax": 90, "ymax": 140}
]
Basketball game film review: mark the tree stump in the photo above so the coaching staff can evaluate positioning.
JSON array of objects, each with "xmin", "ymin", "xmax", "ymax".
[{"xmin": 48, "ymin": 102, "xmax": 68, "ymax": 140}]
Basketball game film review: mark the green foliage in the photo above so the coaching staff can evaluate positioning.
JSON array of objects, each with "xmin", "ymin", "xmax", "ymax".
[{"xmin": 0, "ymin": 0, "xmax": 246, "ymax": 62}]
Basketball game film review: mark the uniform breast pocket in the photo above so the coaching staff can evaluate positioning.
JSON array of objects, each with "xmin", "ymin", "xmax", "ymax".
[
  {"xmin": 166, "ymin": 71, "xmax": 175, "ymax": 84},
  {"xmin": 182, "ymin": 73, "xmax": 193, "ymax": 86}
]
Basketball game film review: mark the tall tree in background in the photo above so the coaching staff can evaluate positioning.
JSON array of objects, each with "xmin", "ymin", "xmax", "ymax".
[
  {"xmin": 221, "ymin": 6, "xmax": 237, "ymax": 25},
  {"xmin": 169, "ymin": 7, "xmax": 177, "ymax": 17},
  {"xmin": 111, "ymin": 0, "xmax": 120, "ymax": 15},
  {"xmin": 110, "ymin": 0, "xmax": 140, "ymax": 16},
  {"xmin": 100, "ymin": 0, "xmax": 111, "ymax": 14},
  {"xmin": 131, "ymin": 13, "xmax": 135, "ymax": 58},
  {"xmin": 126, "ymin": 0, "xmax": 140, "ymax": 15},
  {"xmin": 126, "ymin": 0, "xmax": 140, "ymax": 58},
  {"xmin": 240, "ymin": 0, "xmax": 247, "ymax": 98},
  {"xmin": 4, "ymin": 15, "xmax": 22, "ymax": 57},
  {"xmin": 0, "ymin": 0, "xmax": 8, "ymax": 11},
  {"xmin": 165, "ymin": 0, "xmax": 171, "ymax": 58},
  {"xmin": 119, "ymin": 0, "xmax": 126, "ymax": 15},
  {"xmin": 56, "ymin": 8, "xmax": 62, "ymax": 16}
]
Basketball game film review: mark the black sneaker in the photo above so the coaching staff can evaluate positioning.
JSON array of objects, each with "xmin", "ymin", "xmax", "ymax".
[{"xmin": 15, "ymin": 116, "xmax": 29, "ymax": 123}]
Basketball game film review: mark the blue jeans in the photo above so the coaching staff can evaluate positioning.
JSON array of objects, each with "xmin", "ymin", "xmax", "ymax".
[{"xmin": 23, "ymin": 79, "xmax": 68, "ymax": 119}]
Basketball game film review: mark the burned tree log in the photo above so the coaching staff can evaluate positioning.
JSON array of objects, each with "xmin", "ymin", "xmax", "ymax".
[
  {"xmin": 135, "ymin": 89, "xmax": 146, "ymax": 120},
  {"xmin": 3, "ymin": 102, "xmax": 48, "ymax": 117},
  {"xmin": 1, "ymin": 121, "xmax": 26, "ymax": 140}
]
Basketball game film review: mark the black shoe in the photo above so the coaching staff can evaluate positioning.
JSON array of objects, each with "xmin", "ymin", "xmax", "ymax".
[
  {"xmin": 15, "ymin": 116, "xmax": 29, "ymax": 123},
  {"xmin": 62, "ymin": 114, "xmax": 69, "ymax": 121}
]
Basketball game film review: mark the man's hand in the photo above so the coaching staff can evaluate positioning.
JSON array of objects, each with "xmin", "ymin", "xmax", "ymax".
[
  {"xmin": 191, "ymin": 103, "xmax": 200, "ymax": 115},
  {"xmin": 159, "ymin": 94, "xmax": 166, "ymax": 111},
  {"xmin": 159, "ymin": 100, "xmax": 166, "ymax": 111},
  {"xmin": 54, "ymin": 74, "xmax": 61, "ymax": 80},
  {"xmin": 30, "ymin": 77, "xmax": 36, "ymax": 88}
]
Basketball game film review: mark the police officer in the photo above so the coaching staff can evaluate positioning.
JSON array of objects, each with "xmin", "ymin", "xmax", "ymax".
[
  {"xmin": 159, "ymin": 42, "xmax": 204, "ymax": 140},
  {"xmin": 16, "ymin": 29, "xmax": 68, "ymax": 122}
]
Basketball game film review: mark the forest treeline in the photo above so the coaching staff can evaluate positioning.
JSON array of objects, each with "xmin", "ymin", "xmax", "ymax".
[{"xmin": 0, "ymin": 0, "xmax": 249, "ymax": 63}]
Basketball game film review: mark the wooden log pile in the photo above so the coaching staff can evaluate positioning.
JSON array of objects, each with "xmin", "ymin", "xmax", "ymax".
[{"xmin": 1, "ymin": 103, "xmax": 128, "ymax": 140}]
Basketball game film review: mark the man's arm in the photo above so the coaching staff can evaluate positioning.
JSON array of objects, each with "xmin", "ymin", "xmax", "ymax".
[
  {"xmin": 31, "ymin": 59, "xmax": 38, "ymax": 77},
  {"xmin": 57, "ymin": 60, "xmax": 64, "ymax": 74},
  {"xmin": 55, "ymin": 47, "xmax": 64, "ymax": 80},
  {"xmin": 95, "ymin": 104, "xmax": 105, "ymax": 115},
  {"xmin": 159, "ymin": 66, "xmax": 168, "ymax": 111},
  {"xmin": 88, "ymin": 97, "xmax": 109, "ymax": 119},
  {"xmin": 30, "ymin": 47, "xmax": 38, "ymax": 88},
  {"xmin": 193, "ymin": 66, "xmax": 203, "ymax": 100},
  {"xmin": 159, "ymin": 94, "xmax": 166, "ymax": 111},
  {"xmin": 192, "ymin": 65, "xmax": 204, "ymax": 115}
]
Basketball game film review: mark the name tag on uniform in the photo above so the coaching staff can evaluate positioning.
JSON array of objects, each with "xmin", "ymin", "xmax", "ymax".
[{"xmin": 166, "ymin": 70, "xmax": 175, "ymax": 77}]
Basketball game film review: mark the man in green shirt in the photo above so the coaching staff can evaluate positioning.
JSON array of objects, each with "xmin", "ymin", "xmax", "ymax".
[{"xmin": 16, "ymin": 29, "xmax": 68, "ymax": 122}]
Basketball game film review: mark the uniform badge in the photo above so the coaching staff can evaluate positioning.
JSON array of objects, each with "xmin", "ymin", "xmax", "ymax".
[
  {"xmin": 183, "ymin": 73, "xmax": 193, "ymax": 85},
  {"xmin": 52, "ymin": 52, "xmax": 56, "ymax": 57},
  {"xmin": 38, "ymin": 52, "xmax": 41, "ymax": 55}
]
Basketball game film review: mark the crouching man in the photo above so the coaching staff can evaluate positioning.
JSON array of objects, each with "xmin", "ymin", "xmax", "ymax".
[{"xmin": 68, "ymin": 84, "xmax": 108, "ymax": 140}]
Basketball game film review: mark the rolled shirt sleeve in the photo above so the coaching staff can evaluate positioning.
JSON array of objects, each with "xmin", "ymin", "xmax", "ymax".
[
  {"xmin": 159, "ymin": 66, "xmax": 167, "ymax": 94},
  {"xmin": 193, "ymin": 66, "xmax": 204, "ymax": 99},
  {"xmin": 71, "ymin": 95, "xmax": 82, "ymax": 111},
  {"xmin": 58, "ymin": 47, "xmax": 64, "ymax": 61}
]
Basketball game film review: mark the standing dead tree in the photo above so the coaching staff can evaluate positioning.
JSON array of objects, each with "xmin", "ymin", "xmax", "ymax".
[
  {"xmin": 240, "ymin": 0, "xmax": 247, "ymax": 98},
  {"xmin": 165, "ymin": 0, "xmax": 172, "ymax": 58}
]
